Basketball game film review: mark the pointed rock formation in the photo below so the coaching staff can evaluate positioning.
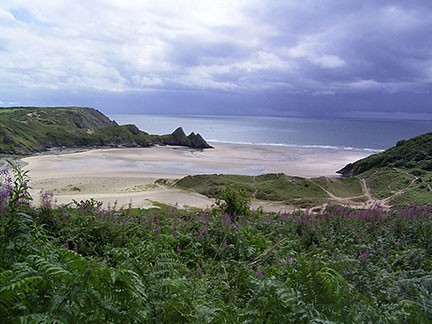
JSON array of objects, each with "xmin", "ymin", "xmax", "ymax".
[{"xmin": 159, "ymin": 127, "xmax": 213, "ymax": 149}]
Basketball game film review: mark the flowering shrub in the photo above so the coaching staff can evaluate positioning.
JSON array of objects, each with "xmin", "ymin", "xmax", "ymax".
[
  {"xmin": 0, "ymin": 168, "xmax": 12, "ymax": 212},
  {"xmin": 39, "ymin": 189, "xmax": 55, "ymax": 208}
]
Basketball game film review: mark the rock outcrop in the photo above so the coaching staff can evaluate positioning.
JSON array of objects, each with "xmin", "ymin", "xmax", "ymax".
[
  {"xmin": 160, "ymin": 127, "xmax": 213, "ymax": 149},
  {"xmin": 336, "ymin": 163, "xmax": 354, "ymax": 177}
]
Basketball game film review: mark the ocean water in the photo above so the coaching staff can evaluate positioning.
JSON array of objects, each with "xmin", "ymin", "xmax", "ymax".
[{"xmin": 109, "ymin": 114, "xmax": 432, "ymax": 151}]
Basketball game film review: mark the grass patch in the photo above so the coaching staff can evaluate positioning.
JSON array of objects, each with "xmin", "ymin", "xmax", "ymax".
[
  {"xmin": 363, "ymin": 168, "xmax": 415, "ymax": 199},
  {"xmin": 390, "ymin": 185, "xmax": 432, "ymax": 206},
  {"xmin": 175, "ymin": 173, "xmax": 330, "ymax": 205},
  {"xmin": 311, "ymin": 177, "xmax": 363, "ymax": 198}
]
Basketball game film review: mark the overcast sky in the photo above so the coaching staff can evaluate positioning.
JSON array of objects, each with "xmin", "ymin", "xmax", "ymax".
[{"xmin": 0, "ymin": 0, "xmax": 431, "ymax": 117}]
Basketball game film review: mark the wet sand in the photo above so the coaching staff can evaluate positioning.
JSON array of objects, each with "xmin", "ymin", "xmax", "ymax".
[{"xmin": 22, "ymin": 143, "xmax": 374, "ymax": 212}]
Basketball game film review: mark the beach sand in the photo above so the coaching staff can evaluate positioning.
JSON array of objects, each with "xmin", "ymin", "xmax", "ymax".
[{"xmin": 22, "ymin": 143, "xmax": 374, "ymax": 212}]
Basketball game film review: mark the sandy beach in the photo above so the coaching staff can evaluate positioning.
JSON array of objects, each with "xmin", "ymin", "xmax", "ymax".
[{"xmin": 22, "ymin": 143, "xmax": 374, "ymax": 212}]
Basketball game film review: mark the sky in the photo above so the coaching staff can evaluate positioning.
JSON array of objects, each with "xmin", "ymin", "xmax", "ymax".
[{"xmin": 0, "ymin": 0, "xmax": 431, "ymax": 118}]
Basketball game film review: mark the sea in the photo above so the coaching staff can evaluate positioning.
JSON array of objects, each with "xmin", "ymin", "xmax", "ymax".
[{"xmin": 109, "ymin": 114, "xmax": 432, "ymax": 152}]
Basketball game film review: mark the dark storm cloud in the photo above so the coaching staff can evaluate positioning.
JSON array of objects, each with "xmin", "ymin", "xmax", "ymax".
[{"xmin": 0, "ymin": 1, "xmax": 431, "ymax": 116}]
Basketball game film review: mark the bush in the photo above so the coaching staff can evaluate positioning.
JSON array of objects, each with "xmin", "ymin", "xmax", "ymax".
[{"xmin": 218, "ymin": 186, "xmax": 251, "ymax": 216}]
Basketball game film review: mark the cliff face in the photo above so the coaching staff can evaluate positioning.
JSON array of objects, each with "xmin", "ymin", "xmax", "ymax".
[
  {"xmin": 337, "ymin": 132, "xmax": 432, "ymax": 176},
  {"xmin": 0, "ymin": 107, "xmax": 212, "ymax": 154}
]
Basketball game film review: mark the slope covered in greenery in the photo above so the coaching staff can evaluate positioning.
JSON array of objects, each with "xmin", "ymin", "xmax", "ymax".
[
  {"xmin": 337, "ymin": 132, "xmax": 432, "ymax": 176},
  {"xmin": 174, "ymin": 173, "xmax": 365, "ymax": 207},
  {"xmin": 1, "ymin": 164, "xmax": 431, "ymax": 323},
  {"xmin": 0, "ymin": 107, "xmax": 211, "ymax": 154}
]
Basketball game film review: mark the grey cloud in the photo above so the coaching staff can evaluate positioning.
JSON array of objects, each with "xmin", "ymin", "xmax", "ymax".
[
  {"xmin": 1, "ymin": 0, "xmax": 431, "ymax": 117},
  {"xmin": 168, "ymin": 38, "xmax": 249, "ymax": 67}
]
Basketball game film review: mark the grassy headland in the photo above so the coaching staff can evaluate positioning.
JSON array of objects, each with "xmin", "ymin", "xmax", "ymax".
[
  {"xmin": 337, "ymin": 132, "xmax": 432, "ymax": 176},
  {"xmin": 0, "ymin": 106, "xmax": 211, "ymax": 154}
]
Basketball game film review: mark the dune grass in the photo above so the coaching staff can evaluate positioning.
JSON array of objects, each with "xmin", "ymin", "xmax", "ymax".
[{"xmin": 174, "ymin": 173, "xmax": 331, "ymax": 207}]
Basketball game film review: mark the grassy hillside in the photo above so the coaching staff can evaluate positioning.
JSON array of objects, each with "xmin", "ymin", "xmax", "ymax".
[
  {"xmin": 360, "ymin": 167, "xmax": 432, "ymax": 206},
  {"xmin": 0, "ymin": 106, "xmax": 211, "ymax": 154},
  {"xmin": 173, "ymin": 168, "xmax": 432, "ymax": 207},
  {"xmin": 173, "ymin": 173, "xmax": 368, "ymax": 207},
  {"xmin": 337, "ymin": 132, "xmax": 432, "ymax": 176},
  {"xmin": 332, "ymin": 132, "xmax": 432, "ymax": 206}
]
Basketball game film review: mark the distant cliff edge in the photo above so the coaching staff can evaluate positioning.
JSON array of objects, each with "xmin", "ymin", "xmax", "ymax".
[{"xmin": 0, "ymin": 107, "xmax": 212, "ymax": 154}]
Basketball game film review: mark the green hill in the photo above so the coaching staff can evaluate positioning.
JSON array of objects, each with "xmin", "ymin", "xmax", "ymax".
[
  {"xmin": 0, "ymin": 107, "xmax": 212, "ymax": 154},
  {"xmin": 337, "ymin": 132, "xmax": 432, "ymax": 176},
  {"xmin": 173, "ymin": 173, "xmax": 366, "ymax": 208}
]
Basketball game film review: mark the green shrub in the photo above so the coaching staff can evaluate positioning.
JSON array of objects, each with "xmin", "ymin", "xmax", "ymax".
[{"xmin": 218, "ymin": 186, "xmax": 251, "ymax": 216}]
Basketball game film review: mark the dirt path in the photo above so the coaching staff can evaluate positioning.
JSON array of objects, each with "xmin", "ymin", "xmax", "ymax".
[
  {"xmin": 315, "ymin": 184, "xmax": 364, "ymax": 202},
  {"xmin": 252, "ymin": 176, "xmax": 257, "ymax": 199},
  {"xmin": 314, "ymin": 177, "xmax": 388, "ymax": 209},
  {"xmin": 379, "ymin": 168, "xmax": 420, "ymax": 206}
]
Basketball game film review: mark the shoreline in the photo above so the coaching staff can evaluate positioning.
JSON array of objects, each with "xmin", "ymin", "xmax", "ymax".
[
  {"xmin": 207, "ymin": 140, "xmax": 383, "ymax": 153},
  {"xmin": 21, "ymin": 143, "xmax": 374, "ymax": 211}
]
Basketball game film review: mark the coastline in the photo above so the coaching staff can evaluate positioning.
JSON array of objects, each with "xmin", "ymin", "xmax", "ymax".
[{"xmin": 21, "ymin": 143, "xmax": 374, "ymax": 211}]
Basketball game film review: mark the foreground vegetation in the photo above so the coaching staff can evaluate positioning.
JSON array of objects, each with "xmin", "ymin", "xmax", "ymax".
[{"xmin": 1, "ymin": 164, "xmax": 431, "ymax": 323}]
